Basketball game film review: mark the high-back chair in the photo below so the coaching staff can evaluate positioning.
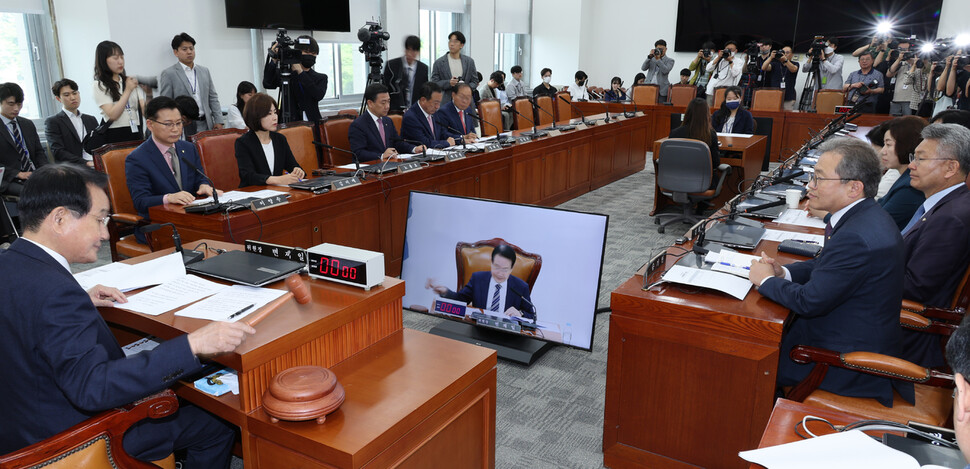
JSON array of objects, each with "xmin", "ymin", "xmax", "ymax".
[
  {"xmin": 388, "ymin": 112, "xmax": 403, "ymax": 135},
  {"xmin": 752, "ymin": 88, "xmax": 784, "ymax": 111},
  {"xmin": 192, "ymin": 129, "xmax": 246, "ymax": 189},
  {"xmin": 91, "ymin": 140, "xmax": 151, "ymax": 261},
  {"xmin": 554, "ymin": 91, "xmax": 571, "ymax": 122},
  {"xmin": 278, "ymin": 121, "xmax": 320, "ymax": 173},
  {"xmin": 632, "ymin": 84, "xmax": 659, "ymax": 105},
  {"xmin": 455, "ymin": 238, "xmax": 543, "ymax": 292},
  {"xmin": 668, "ymin": 84, "xmax": 697, "ymax": 107},
  {"xmin": 512, "ymin": 97, "xmax": 535, "ymax": 130},
  {"xmin": 535, "ymin": 95, "xmax": 555, "ymax": 126},
  {"xmin": 477, "ymin": 98, "xmax": 502, "ymax": 137},
  {"xmin": 319, "ymin": 115, "xmax": 356, "ymax": 167},
  {"xmin": 713, "ymin": 86, "xmax": 728, "ymax": 109},
  {"xmin": 654, "ymin": 138, "xmax": 731, "ymax": 233},
  {"xmin": 815, "ymin": 89, "xmax": 846, "ymax": 114}
]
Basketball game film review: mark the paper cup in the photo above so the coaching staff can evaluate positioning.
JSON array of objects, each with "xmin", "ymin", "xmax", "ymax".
[{"xmin": 785, "ymin": 189, "xmax": 801, "ymax": 209}]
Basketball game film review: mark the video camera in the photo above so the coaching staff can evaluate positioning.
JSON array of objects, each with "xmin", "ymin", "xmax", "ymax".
[
  {"xmin": 358, "ymin": 21, "xmax": 389, "ymax": 83},
  {"xmin": 268, "ymin": 28, "xmax": 304, "ymax": 69},
  {"xmin": 744, "ymin": 41, "xmax": 760, "ymax": 56},
  {"xmin": 808, "ymin": 36, "xmax": 827, "ymax": 61}
]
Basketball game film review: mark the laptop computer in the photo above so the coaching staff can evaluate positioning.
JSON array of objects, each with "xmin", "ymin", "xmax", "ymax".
[
  {"xmin": 185, "ymin": 250, "xmax": 305, "ymax": 286},
  {"xmin": 703, "ymin": 219, "xmax": 766, "ymax": 250}
]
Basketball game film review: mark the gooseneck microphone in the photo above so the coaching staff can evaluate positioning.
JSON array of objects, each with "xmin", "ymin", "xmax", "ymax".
[
  {"xmin": 558, "ymin": 94, "xmax": 595, "ymax": 126},
  {"xmin": 508, "ymin": 105, "xmax": 547, "ymax": 139},
  {"xmin": 140, "ymin": 222, "xmax": 204, "ymax": 265},
  {"xmin": 507, "ymin": 285, "xmax": 537, "ymax": 322},
  {"xmin": 526, "ymin": 96, "xmax": 574, "ymax": 131},
  {"xmin": 393, "ymin": 137, "xmax": 427, "ymax": 159},
  {"xmin": 177, "ymin": 155, "xmax": 220, "ymax": 206},
  {"xmin": 466, "ymin": 112, "xmax": 509, "ymax": 143},
  {"xmin": 311, "ymin": 141, "xmax": 364, "ymax": 178}
]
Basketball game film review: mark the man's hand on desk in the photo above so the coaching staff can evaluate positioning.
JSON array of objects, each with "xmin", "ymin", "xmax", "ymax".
[
  {"xmin": 749, "ymin": 253, "xmax": 785, "ymax": 287},
  {"xmin": 506, "ymin": 306, "xmax": 522, "ymax": 317},
  {"xmin": 187, "ymin": 321, "xmax": 256, "ymax": 356},
  {"xmin": 197, "ymin": 184, "xmax": 221, "ymax": 198},
  {"xmin": 87, "ymin": 284, "xmax": 127, "ymax": 307},
  {"xmin": 164, "ymin": 191, "xmax": 196, "ymax": 205}
]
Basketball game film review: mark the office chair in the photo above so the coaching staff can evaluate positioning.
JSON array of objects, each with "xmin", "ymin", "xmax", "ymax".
[
  {"xmin": 193, "ymin": 130, "xmax": 246, "ymax": 190},
  {"xmin": 654, "ymin": 139, "xmax": 730, "ymax": 233}
]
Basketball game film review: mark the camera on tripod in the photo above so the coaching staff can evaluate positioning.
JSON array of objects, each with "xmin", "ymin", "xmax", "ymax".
[
  {"xmin": 743, "ymin": 41, "xmax": 760, "ymax": 56},
  {"xmin": 358, "ymin": 21, "xmax": 389, "ymax": 58},
  {"xmin": 268, "ymin": 28, "xmax": 303, "ymax": 69},
  {"xmin": 808, "ymin": 36, "xmax": 827, "ymax": 61}
]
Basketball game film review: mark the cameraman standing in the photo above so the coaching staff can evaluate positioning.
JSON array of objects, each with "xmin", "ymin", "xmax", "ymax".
[
  {"xmin": 705, "ymin": 41, "xmax": 743, "ymax": 107},
  {"xmin": 263, "ymin": 34, "xmax": 329, "ymax": 123},
  {"xmin": 762, "ymin": 46, "xmax": 799, "ymax": 110},
  {"xmin": 843, "ymin": 51, "xmax": 885, "ymax": 113},
  {"xmin": 688, "ymin": 41, "xmax": 715, "ymax": 99},
  {"xmin": 886, "ymin": 40, "xmax": 918, "ymax": 115},
  {"xmin": 803, "ymin": 38, "xmax": 844, "ymax": 90},
  {"xmin": 641, "ymin": 39, "xmax": 674, "ymax": 103}
]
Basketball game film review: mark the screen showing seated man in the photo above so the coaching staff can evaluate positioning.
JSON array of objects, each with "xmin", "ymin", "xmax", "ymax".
[{"xmin": 427, "ymin": 244, "xmax": 535, "ymax": 320}]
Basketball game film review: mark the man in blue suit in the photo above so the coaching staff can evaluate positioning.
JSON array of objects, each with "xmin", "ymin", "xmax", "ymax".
[
  {"xmin": 899, "ymin": 123, "xmax": 970, "ymax": 368},
  {"xmin": 401, "ymin": 82, "xmax": 455, "ymax": 149},
  {"xmin": 348, "ymin": 83, "xmax": 424, "ymax": 162},
  {"xmin": 427, "ymin": 244, "xmax": 536, "ymax": 320},
  {"xmin": 750, "ymin": 137, "xmax": 909, "ymax": 407},
  {"xmin": 0, "ymin": 164, "xmax": 255, "ymax": 466},
  {"xmin": 434, "ymin": 83, "xmax": 479, "ymax": 143},
  {"xmin": 126, "ymin": 97, "xmax": 217, "ymax": 224}
]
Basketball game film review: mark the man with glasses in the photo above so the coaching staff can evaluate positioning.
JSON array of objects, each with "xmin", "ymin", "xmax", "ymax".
[
  {"xmin": 426, "ymin": 244, "xmax": 535, "ymax": 320},
  {"xmin": 0, "ymin": 82, "xmax": 48, "ymax": 197},
  {"xmin": 749, "ymin": 137, "xmax": 910, "ymax": 407},
  {"xmin": 126, "ymin": 97, "xmax": 218, "ymax": 242},
  {"xmin": 898, "ymin": 123, "xmax": 970, "ymax": 368}
]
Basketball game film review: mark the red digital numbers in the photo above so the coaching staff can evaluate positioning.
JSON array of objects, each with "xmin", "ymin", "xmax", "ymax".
[{"xmin": 318, "ymin": 256, "xmax": 357, "ymax": 280}]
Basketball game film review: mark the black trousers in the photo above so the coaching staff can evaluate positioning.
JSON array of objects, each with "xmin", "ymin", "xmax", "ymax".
[{"xmin": 122, "ymin": 403, "xmax": 235, "ymax": 468}]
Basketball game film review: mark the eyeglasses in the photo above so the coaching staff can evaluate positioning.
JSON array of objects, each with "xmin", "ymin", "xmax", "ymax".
[
  {"xmin": 908, "ymin": 153, "xmax": 955, "ymax": 166},
  {"xmin": 808, "ymin": 174, "xmax": 852, "ymax": 185},
  {"xmin": 151, "ymin": 119, "xmax": 183, "ymax": 129},
  {"xmin": 70, "ymin": 210, "xmax": 110, "ymax": 226}
]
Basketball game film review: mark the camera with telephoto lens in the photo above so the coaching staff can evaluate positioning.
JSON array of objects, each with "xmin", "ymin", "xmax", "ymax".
[
  {"xmin": 808, "ymin": 36, "xmax": 827, "ymax": 61},
  {"xmin": 268, "ymin": 28, "xmax": 303, "ymax": 69},
  {"xmin": 358, "ymin": 21, "xmax": 389, "ymax": 58}
]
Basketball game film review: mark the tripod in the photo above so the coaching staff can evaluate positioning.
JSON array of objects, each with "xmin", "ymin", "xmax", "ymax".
[
  {"xmin": 359, "ymin": 55, "xmax": 384, "ymax": 115},
  {"xmin": 798, "ymin": 58, "xmax": 824, "ymax": 112}
]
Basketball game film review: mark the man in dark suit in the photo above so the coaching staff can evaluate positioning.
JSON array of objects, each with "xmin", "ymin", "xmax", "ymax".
[
  {"xmin": 263, "ymin": 35, "xmax": 328, "ymax": 123},
  {"xmin": 430, "ymin": 31, "xmax": 478, "ymax": 104},
  {"xmin": 382, "ymin": 35, "xmax": 429, "ymax": 112},
  {"xmin": 435, "ymin": 83, "xmax": 478, "ymax": 143},
  {"xmin": 0, "ymin": 82, "xmax": 48, "ymax": 196},
  {"xmin": 750, "ymin": 137, "xmax": 909, "ymax": 407},
  {"xmin": 0, "ymin": 163, "xmax": 254, "ymax": 466},
  {"xmin": 349, "ymin": 83, "xmax": 424, "ymax": 162},
  {"xmin": 899, "ymin": 123, "xmax": 970, "ymax": 367},
  {"xmin": 126, "ymin": 97, "xmax": 217, "ymax": 225},
  {"xmin": 401, "ymin": 82, "xmax": 455, "ymax": 149},
  {"xmin": 45, "ymin": 78, "xmax": 98, "ymax": 167},
  {"xmin": 945, "ymin": 315, "xmax": 970, "ymax": 462},
  {"xmin": 427, "ymin": 244, "xmax": 535, "ymax": 320}
]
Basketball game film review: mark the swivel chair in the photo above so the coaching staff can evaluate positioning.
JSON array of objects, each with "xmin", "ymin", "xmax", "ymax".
[{"xmin": 654, "ymin": 139, "xmax": 730, "ymax": 233}]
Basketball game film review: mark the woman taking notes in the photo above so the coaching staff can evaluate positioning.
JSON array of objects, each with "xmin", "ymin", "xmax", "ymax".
[{"xmin": 235, "ymin": 93, "xmax": 305, "ymax": 187}]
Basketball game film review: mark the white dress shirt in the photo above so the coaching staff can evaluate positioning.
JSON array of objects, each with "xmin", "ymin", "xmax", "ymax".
[
  {"xmin": 486, "ymin": 275, "xmax": 509, "ymax": 313},
  {"xmin": 64, "ymin": 108, "xmax": 93, "ymax": 161},
  {"xmin": 181, "ymin": 62, "xmax": 203, "ymax": 113}
]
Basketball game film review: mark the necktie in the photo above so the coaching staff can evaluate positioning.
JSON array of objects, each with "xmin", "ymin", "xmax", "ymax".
[
  {"xmin": 491, "ymin": 284, "xmax": 501, "ymax": 312},
  {"xmin": 167, "ymin": 147, "xmax": 182, "ymax": 190},
  {"xmin": 823, "ymin": 213, "xmax": 833, "ymax": 239},
  {"xmin": 427, "ymin": 115, "xmax": 435, "ymax": 138},
  {"xmin": 901, "ymin": 205, "xmax": 926, "ymax": 235},
  {"xmin": 9, "ymin": 121, "xmax": 34, "ymax": 172},
  {"xmin": 459, "ymin": 110, "xmax": 466, "ymax": 133},
  {"xmin": 376, "ymin": 118, "xmax": 386, "ymax": 146}
]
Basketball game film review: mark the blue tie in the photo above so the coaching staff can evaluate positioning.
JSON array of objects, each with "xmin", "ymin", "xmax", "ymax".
[
  {"xmin": 901, "ymin": 205, "xmax": 926, "ymax": 235},
  {"xmin": 490, "ymin": 284, "xmax": 501, "ymax": 312}
]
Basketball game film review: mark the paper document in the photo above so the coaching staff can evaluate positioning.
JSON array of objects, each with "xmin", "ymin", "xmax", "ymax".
[
  {"xmin": 661, "ymin": 265, "xmax": 752, "ymax": 300},
  {"xmin": 122, "ymin": 336, "xmax": 161, "ymax": 357},
  {"xmin": 74, "ymin": 262, "xmax": 132, "ymax": 291},
  {"xmin": 774, "ymin": 209, "xmax": 827, "ymax": 229},
  {"xmin": 115, "ymin": 275, "xmax": 227, "ymax": 316},
  {"xmin": 718, "ymin": 132, "xmax": 755, "ymax": 138},
  {"xmin": 191, "ymin": 189, "xmax": 287, "ymax": 205},
  {"xmin": 706, "ymin": 251, "xmax": 760, "ymax": 278},
  {"xmin": 77, "ymin": 252, "xmax": 186, "ymax": 292},
  {"xmin": 336, "ymin": 163, "xmax": 359, "ymax": 170},
  {"xmin": 175, "ymin": 285, "xmax": 288, "ymax": 322},
  {"xmin": 763, "ymin": 229, "xmax": 825, "ymax": 245},
  {"xmin": 739, "ymin": 430, "xmax": 924, "ymax": 469},
  {"xmin": 426, "ymin": 149, "xmax": 449, "ymax": 156}
]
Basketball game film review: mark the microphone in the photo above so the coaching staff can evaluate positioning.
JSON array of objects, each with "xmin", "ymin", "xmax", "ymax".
[
  {"xmin": 591, "ymin": 99, "xmax": 614, "ymax": 123},
  {"xmin": 140, "ymin": 222, "xmax": 204, "ymax": 265},
  {"xmin": 392, "ymin": 137, "xmax": 427, "ymax": 159},
  {"xmin": 435, "ymin": 119, "xmax": 484, "ymax": 153},
  {"xmin": 769, "ymin": 169, "xmax": 806, "ymax": 186},
  {"xmin": 312, "ymin": 141, "xmax": 364, "ymax": 178},
  {"xmin": 466, "ymin": 111, "xmax": 509, "ymax": 143},
  {"xmin": 625, "ymin": 93, "xmax": 639, "ymax": 118},
  {"xmin": 507, "ymin": 285, "xmax": 537, "ymax": 322},
  {"xmin": 177, "ymin": 155, "xmax": 220, "ymax": 206},
  {"xmin": 738, "ymin": 199, "xmax": 786, "ymax": 214},
  {"xmin": 526, "ymin": 96, "xmax": 574, "ymax": 131},
  {"xmin": 558, "ymin": 94, "xmax": 595, "ymax": 126},
  {"xmin": 507, "ymin": 105, "xmax": 547, "ymax": 139}
]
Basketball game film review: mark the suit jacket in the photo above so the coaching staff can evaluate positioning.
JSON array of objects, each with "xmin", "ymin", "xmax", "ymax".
[
  {"xmin": 445, "ymin": 271, "xmax": 535, "ymax": 320},
  {"xmin": 899, "ymin": 185, "xmax": 970, "ymax": 368},
  {"xmin": 44, "ymin": 110, "xmax": 98, "ymax": 165},
  {"xmin": 158, "ymin": 62, "xmax": 225, "ymax": 130},
  {"xmin": 435, "ymin": 102, "xmax": 477, "ymax": 140},
  {"xmin": 430, "ymin": 53, "xmax": 478, "ymax": 104},
  {"xmin": 263, "ymin": 60, "xmax": 328, "ymax": 122},
  {"xmin": 878, "ymin": 169, "xmax": 925, "ymax": 231},
  {"xmin": 382, "ymin": 57, "xmax": 429, "ymax": 111},
  {"xmin": 401, "ymin": 103, "xmax": 452, "ymax": 149},
  {"xmin": 0, "ymin": 117, "xmax": 48, "ymax": 193},
  {"xmin": 348, "ymin": 113, "xmax": 414, "ymax": 162},
  {"xmin": 758, "ymin": 198, "xmax": 910, "ymax": 407},
  {"xmin": 126, "ymin": 138, "xmax": 207, "ymax": 219},
  {"xmin": 712, "ymin": 108, "xmax": 755, "ymax": 134},
  {"xmin": 0, "ymin": 239, "xmax": 200, "ymax": 453},
  {"xmin": 235, "ymin": 131, "xmax": 302, "ymax": 187}
]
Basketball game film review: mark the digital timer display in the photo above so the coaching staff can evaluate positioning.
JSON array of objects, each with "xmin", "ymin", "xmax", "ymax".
[
  {"xmin": 308, "ymin": 253, "xmax": 368, "ymax": 285},
  {"xmin": 432, "ymin": 299, "xmax": 467, "ymax": 317}
]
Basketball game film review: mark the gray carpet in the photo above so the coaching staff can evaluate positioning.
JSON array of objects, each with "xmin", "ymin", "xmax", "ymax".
[{"xmin": 73, "ymin": 159, "xmax": 693, "ymax": 468}]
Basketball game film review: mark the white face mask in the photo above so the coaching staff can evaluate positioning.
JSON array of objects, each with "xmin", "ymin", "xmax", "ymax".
[
  {"xmin": 824, "ymin": 46, "xmax": 834, "ymax": 54},
  {"xmin": 543, "ymin": 76, "xmax": 552, "ymax": 84}
]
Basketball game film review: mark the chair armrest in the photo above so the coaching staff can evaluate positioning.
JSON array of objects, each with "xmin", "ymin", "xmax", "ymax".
[
  {"xmin": 111, "ymin": 213, "xmax": 142, "ymax": 225},
  {"xmin": 710, "ymin": 164, "xmax": 733, "ymax": 198},
  {"xmin": 901, "ymin": 310, "xmax": 959, "ymax": 336},
  {"xmin": 0, "ymin": 390, "xmax": 178, "ymax": 469},
  {"xmin": 901, "ymin": 299, "xmax": 963, "ymax": 324}
]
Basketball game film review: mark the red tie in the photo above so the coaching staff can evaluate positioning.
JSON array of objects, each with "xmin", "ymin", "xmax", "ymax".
[{"xmin": 459, "ymin": 110, "xmax": 466, "ymax": 133}]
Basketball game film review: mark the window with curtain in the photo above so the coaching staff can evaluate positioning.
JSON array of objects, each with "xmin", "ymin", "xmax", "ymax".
[{"xmin": 0, "ymin": 5, "xmax": 60, "ymax": 122}]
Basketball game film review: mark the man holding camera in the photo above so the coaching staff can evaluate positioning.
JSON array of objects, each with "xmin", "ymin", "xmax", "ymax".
[
  {"xmin": 688, "ymin": 41, "xmax": 715, "ymax": 99},
  {"xmin": 431, "ymin": 31, "xmax": 478, "ymax": 105},
  {"xmin": 641, "ymin": 39, "xmax": 674, "ymax": 103},
  {"xmin": 263, "ymin": 34, "xmax": 329, "ymax": 123},
  {"xmin": 843, "ymin": 51, "xmax": 885, "ymax": 113},
  {"xmin": 803, "ymin": 38, "xmax": 844, "ymax": 90},
  {"xmin": 705, "ymin": 41, "xmax": 743, "ymax": 107},
  {"xmin": 885, "ymin": 40, "xmax": 920, "ymax": 115},
  {"xmin": 762, "ymin": 46, "xmax": 799, "ymax": 110}
]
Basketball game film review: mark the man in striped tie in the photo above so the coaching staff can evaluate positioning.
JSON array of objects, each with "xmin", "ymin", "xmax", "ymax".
[
  {"xmin": 427, "ymin": 244, "xmax": 535, "ymax": 320},
  {"xmin": 0, "ymin": 83, "xmax": 48, "ymax": 197}
]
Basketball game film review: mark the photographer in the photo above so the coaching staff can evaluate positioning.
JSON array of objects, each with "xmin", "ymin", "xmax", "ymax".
[
  {"xmin": 705, "ymin": 41, "xmax": 743, "ymax": 107},
  {"xmin": 641, "ymin": 39, "xmax": 674, "ymax": 103},
  {"xmin": 945, "ymin": 52, "xmax": 970, "ymax": 111},
  {"xmin": 431, "ymin": 31, "xmax": 478, "ymax": 104},
  {"xmin": 688, "ymin": 41, "xmax": 715, "ymax": 98},
  {"xmin": 843, "ymin": 51, "xmax": 885, "ymax": 113},
  {"xmin": 803, "ymin": 38, "xmax": 843, "ymax": 90},
  {"xmin": 762, "ymin": 46, "xmax": 799, "ymax": 110},
  {"xmin": 262, "ymin": 33, "xmax": 328, "ymax": 123},
  {"xmin": 886, "ymin": 40, "xmax": 919, "ymax": 115}
]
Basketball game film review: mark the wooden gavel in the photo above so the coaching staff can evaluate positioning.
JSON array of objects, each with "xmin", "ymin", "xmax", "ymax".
[{"xmin": 244, "ymin": 274, "xmax": 311, "ymax": 327}]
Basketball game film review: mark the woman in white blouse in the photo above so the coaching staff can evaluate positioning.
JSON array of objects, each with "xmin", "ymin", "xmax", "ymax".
[
  {"xmin": 227, "ymin": 81, "xmax": 257, "ymax": 130},
  {"xmin": 92, "ymin": 40, "xmax": 147, "ymax": 144}
]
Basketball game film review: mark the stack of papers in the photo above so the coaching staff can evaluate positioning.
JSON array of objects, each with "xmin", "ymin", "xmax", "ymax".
[
  {"xmin": 739, "ymin": 430, "xmax": 937, "ymax": 469},
  {"xmin": 774, "ymin": 209, "xmax": 827, "ymax": 229},
  {"xmin": 74, "ymin": 252, "xmax": 185, "ymax": 292},
  {"xmin": 176, "ymin": 285, "xmax": 287, "ymax": 322},
  {"xmin": 661, "ymin": 265, "xmax": 752, "ymax": 300},
  {"xmin": 705, "ymin": 250, "xmax": 760, "ymax": 278},
  {"xmin": 114, "ymin": 275, "xmax": 227, "ymax": 316},
  {"xmin": 763, "ymin": 229, "xmax": 825, "ymax": 245}
]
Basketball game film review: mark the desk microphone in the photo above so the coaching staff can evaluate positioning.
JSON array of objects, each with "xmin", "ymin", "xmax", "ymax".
[
  {"xmin": 558, "ymin": 94, "xmax": 595, "ymax": 126},
  {"xmin": 466, "ymin": 112, "xmax": 509, "ymax": 143},
  {"xmin": 435, "ymin": 120, "xmax": 482, "ymax": 153},
  {"xmin": 141, "ymin": 222, "xmax": 204, "ymax": 265},
  {"xmin": 526, "ymin": 97, "xmax": 574, "ymax": 131},
  {"xmin": 508, "ymin": 105, "xmax": 547, "ymax": 139},
  {"xmin": 738, "ymin": 199, "xmax": 786, "ymax": 214},
  {"xmin": 312, "ymin": 141, "xmax": 364, "ymax": 178},
  {"xmin": 508, "ymin": 285, "xmax": 537, "ymax": 323},
  {"xmin": 177, "ymin": 155, "xmax": 224, "ymax": 214},
  {"xmin": 592, "ymin": 99, "xmax": 614, "ymax": 123},
  {"xmin": 392, "ymin": 137, "xmax": 427, "ymax": 159},
  {"xmin": 769, "ymin": 169, "xmax": 805, "ymax": 185}
]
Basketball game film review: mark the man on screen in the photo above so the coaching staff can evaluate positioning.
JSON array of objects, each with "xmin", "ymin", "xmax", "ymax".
[{"xmin": 426, "ymin": 244, "xmax": 535, "ymax": 320}]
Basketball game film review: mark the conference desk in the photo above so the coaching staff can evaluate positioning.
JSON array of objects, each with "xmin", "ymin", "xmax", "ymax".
[
  {"xmin": 147, "ymin": 114, "xmax": 650, "ymax": 276},
  {"xmin": 604, "ymin": 219, "xmax": 824, "ymax": 469},
  {"xmin": 102, "ymin": 241, "xmax": 498, "ymax": 468},
  {"xmin": 650, "ymin": 134, "xmax": 767, "ymax": 216}
]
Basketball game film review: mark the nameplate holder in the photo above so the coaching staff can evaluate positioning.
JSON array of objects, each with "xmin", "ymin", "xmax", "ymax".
[
  {"xmin": 244, "ymin": 240, "xmax": 307, "ymax": 264},
  {"xmin": 331, "ymin": 177, "xmax": 361, "ymax": 191},
  {"xmin": 575, "ymin": 123, "xmax": 588, "ymax": 131},
  {"xmin": 396, "ymin": 161, "xmax": 423, "ymax": 174},
  {"xmin": 547, "ymin": 129, "xmax": 563, "ymax": 137},
  {"xmin": 636, "ymin": 111, "xmax": 645, "ymax": 117},
  {"xmin": 445, "ymin": 151, "xmax": 466, "ymax": 162},
  {"xmin": 686, "ymin": 220, "xmax": 705, "ymax": 240},
  {"xmin": 614, "ymin": 114, "xmax": 627, "ymax": 121},
  {"xmin": 515, "ymin": 136, "xmax": 531, "ymax": 144},
  {"xmin": 250, "ymin": 194, "xmax": 289, "ymax": 211},
  {"xmin": 483, "ymin": 143, "xmax": 502, "ymax": 152},
  {"xmin": 645, "ymin": 251, "xmax": 666, "ymax": 275}
]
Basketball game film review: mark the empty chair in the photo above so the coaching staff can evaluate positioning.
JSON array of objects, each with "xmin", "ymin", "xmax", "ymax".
[
  {"xmin": 512, "ymin": 97, "xmax": 534, "ymax": 130},
  {"xmin": 815, "ymin": 89, "xmax": 846, "ymax": 114},
  {"xmin": 668, "ymin": 84, "xmax": 697, "ymax": 107},
  {"xmin": 193, "ymin": 129, "xmax": 246, "ymax": 190},
  {"xmin": 631, "ymin": 84, "xmax": 659, "ymax": 105},
  {"xmin": 278, "ymin": 121, "xmax": 321, "ymax": 173},
  {"xmin": 535, "ymin": 95, "xmax": 555, "ymax": 125},
  {"xmin": 554, "ymin": 91, "xmax": 571, "ymax": 122},
  {"xmin": 654, "ymin": 139, "xmax": 730, "ymax": 233},
  {"xmin": 319, "ymin": 115, "xmax": 356, "ymax": 166},
  {"xmin": 477, "ymin": 98, "xmax": 502, "ymax": 137},
  {"xmin": 752, "ymin": 88, "xmax": 784, "ymax": 111}
]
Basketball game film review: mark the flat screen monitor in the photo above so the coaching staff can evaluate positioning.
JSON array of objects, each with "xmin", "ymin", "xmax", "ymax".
[
  {"xmin": 400, "ymin": 192, "xmax": 608, "ymax": 352},
  {"xmin": 225, "ymin": 0, "xmax": 351, "ymax": 32}
]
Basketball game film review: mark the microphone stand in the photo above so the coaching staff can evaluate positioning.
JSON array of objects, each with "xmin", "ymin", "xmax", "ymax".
[
  {"xmin": 178, "ymin": 155, "xmax": 225, "ymax": 214},
  {"xmin": 393, "ymin": 137, "xmax": 429, "ymax": 161},
  {"xmin": 592, "ymin": 99, "xmax": 613, "ymax": 123},
  {"xmin": 527, "ymin": 97, "xmax": 575, "ymax": 131},
  {"xmin": 508, "ymin": 106, "xmax": 547, "ymax": 139},
  {"xmin": 467, "ymin": 112, "xmax": 510, "ymax": 144},
  {"xmin": 437, "ymin": 120, "xmax": 483, "ymax": 153},
  {"xmin": 140, "ymin": 222, "xmax": 204, "ymax": 265},
  {"xmin": 558, "ymin": 94, "xmax": 596, "ymax": 126},
  {"xmin": 312, "ymin": 141, "xmax": 365, "ymax": 179}
]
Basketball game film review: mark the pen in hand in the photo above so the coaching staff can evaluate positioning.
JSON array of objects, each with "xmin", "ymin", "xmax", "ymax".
[{"xmin": 227, "ymin": 303, "xmax": 255, "ymax": 320}]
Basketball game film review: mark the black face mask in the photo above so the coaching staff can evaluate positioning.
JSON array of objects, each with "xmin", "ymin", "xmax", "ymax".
[{"xmin": 300, "ymin": 55, "xmax": 316, "ymax": 69}]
